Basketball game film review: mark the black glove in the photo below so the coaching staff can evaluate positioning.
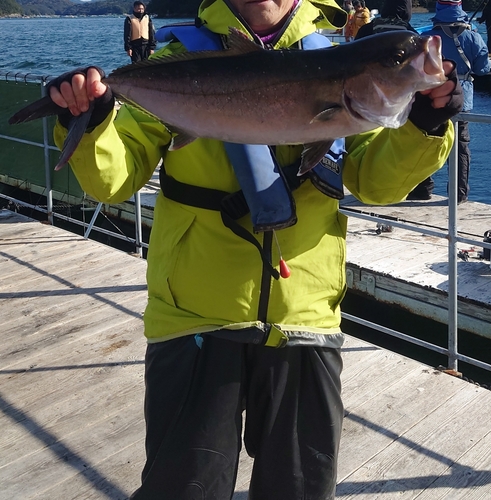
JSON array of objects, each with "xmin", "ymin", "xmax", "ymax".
[
  {"xmin": 408, "ymin": 60, "xmax": 463, "ymax": 136},
  {"xmin": 47, "ymin": 66, "xmax": 114, "ymax": 129}
]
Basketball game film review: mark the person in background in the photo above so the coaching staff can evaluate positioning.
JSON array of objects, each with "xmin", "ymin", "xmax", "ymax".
[
  {"xmin": 356, "ymin": 0, "xmax": 415, "ymax": 38},
  {"xmin": 124, "ymin": 1, "xmax": 156, "ymax": 63},
  {"xmin": 348, "ymin": 0, "xmax": 371, "ymax": 39},
  {"xmin": 47, "ymin": 0, "xmax": 461, "ymax": 498},
  {"xmin": 343, "ymin": 0, "xmax": 356, "ymax": 41},
  {"xmin": 478, "ymin": 0, "xmax": 491, "ymax": 54},
  {"xmin": 407, "ymin": 0, "xmax": 490, "ymax": 203}
]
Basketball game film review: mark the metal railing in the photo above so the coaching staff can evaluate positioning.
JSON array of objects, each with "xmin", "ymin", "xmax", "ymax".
[
  {"xmin": 0, "ymin": 71, "xmax": 147, "ymax": 257},
  {"xmin": 1, "ymin": 71, "xmax": 490, "ymax": 375},
  {"xmin": 340, "ymin": 112, "xmax": 491, "ymax": 376}
]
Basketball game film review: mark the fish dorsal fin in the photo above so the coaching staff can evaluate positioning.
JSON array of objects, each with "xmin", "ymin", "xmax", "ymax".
[
  {"xmin": 225, "ymin": 27, "xmax": 264, "ymax": 54},
  {"xmin": 107, "ymin": 28, "xmax": 262, "ymax": 79}
]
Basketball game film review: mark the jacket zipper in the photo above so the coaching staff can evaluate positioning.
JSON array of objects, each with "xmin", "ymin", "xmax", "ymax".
[{"xmin": 257, "ymin": 231, "xmax": 273, "ymax": 323}]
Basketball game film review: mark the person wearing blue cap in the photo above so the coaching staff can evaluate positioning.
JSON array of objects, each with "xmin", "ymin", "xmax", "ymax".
[{"xmin": 408, "ymin": 0, "xmax": 490, "ymax": 202}]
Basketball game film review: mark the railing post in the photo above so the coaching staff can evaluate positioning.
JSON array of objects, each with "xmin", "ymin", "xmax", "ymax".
[
  {"xmin": 41, "ymin": 80, "xmax": 53, "ymax": 225},
  {"xmin": 134, "ymin": 191, "xmax": 143, "ymax": 257},
  {"xmin": 84, "ymin": 202, "xmax": 103, "ymax": 239},
  {"xmin": 447, "ymin": 117, "xmax": 459, "ymax": 372}
]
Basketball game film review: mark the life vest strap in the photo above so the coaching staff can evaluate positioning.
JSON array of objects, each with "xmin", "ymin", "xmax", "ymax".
[{"xmin": 159, "ymin": 163, "xmax": 304, "ymax": 280}]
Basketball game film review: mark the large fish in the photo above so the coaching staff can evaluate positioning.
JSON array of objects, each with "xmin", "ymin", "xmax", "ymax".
[{"xmin": 10, "ymin": 29, "xmax": 446, "ymax": 174}]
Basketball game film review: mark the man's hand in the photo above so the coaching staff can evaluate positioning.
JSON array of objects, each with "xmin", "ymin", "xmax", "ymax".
[
  {"xmin": 409, "ymin": 60, "xmax": 464, "ymax": 135},
  {"xmin": 418, "ymin": 60, "xmax": 458, "ymax": 109},
  {"xmin": 49, "ymin": 67, "xmax": 108, "ymax": 117},
  {"xmin": 47, "ymin": 67, "xmax": 113, "ymax": 129}
]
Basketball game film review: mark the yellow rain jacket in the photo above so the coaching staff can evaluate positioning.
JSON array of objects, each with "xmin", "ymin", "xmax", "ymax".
[{"xmin": 54, "ymin": 0, "xmax": 454, "ymax": 346}]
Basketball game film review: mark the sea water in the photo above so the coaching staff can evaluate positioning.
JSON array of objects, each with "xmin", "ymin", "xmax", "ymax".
[{"xmin": 0, "ymin": 13, "xmax": 489, "ymax": 203}]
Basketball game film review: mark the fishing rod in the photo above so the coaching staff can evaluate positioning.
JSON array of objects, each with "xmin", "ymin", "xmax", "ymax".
[{"xmin": 469, "ymin": 0, "xmax": 487, "ymax": 24}]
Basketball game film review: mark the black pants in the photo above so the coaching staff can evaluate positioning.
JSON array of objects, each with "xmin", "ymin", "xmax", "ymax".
[
  {"xmin": 130, "ymin": 335, "xmax": 344, "ymax": 500},
  {"xmin": 456, "ymin": 120, "xmax": 471, "ymax": 202},
  {"xmin": 130, "ymin": 40, "xmax": 151, "ymax": 62}
]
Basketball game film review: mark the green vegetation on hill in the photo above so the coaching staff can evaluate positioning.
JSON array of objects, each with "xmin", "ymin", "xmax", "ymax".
[
  {"xmin": 0, "ymin": 0, "xmax": 23, "ymax": 16},
  {"xmin": 11, "ymin": 0, "xmax": 134, "ymax": 16},
  {"xmin": 1, "ymin": 0, "xmax": 488, "ymax": 19}
]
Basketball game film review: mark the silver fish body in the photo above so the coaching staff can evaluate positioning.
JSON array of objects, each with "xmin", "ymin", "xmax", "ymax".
[
  {"xmin": 107, "ymin": 30, "xmax": 444, "ymax": 145},
  {"xmin": 10, "ymin": 29, "xmax": 446, "ymax": 173}
]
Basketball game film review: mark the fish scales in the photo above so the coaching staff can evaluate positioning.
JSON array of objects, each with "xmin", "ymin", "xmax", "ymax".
[
  {"xmin": 9, "ymin": 29, "xmax": 447, "ymax": 173},
  {"xmin": 106, "ymin": 56, "xmax": 347, "ymax": 145}
]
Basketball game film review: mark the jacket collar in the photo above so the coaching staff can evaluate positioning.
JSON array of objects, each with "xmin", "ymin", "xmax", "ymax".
[{"xmin": 197, "ymin": 0, "xmax": 346, "ymax": 48}]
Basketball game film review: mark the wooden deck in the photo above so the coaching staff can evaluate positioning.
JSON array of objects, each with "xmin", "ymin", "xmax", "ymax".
[
  {"xmin": 1, "ymin": 209, "xmax": 491, "ymax": 499},
  {"xmin": 341, "ymin": 193, "xmax": 491, "ymax": 339}
]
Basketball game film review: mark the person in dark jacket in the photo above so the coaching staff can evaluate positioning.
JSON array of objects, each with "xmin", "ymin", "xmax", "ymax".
[{"xmin": 124, "ymin": 1, "xmax": 156, "ymax": 63}]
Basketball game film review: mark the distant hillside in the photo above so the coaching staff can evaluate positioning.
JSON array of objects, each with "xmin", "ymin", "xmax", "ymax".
[
  {"xmin": 2, "ymin": 0, "xmax": 200, "ymax": 17},
  {"xmin": 10, "ymin": 0, "xmax": 134, "ymax": 16},
  {"xmin": 0, "ymin": 0, "xmax": 23, "ymax": 15},
  {"xmin": 6, "ymin": 0, "xmax": 486, "ymax": 20}
]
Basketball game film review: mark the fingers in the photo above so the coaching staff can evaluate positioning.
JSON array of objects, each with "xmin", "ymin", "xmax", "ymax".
[
  {"xmin": 49, "ymin": 68, "xmax": 107, "ymax": 116},
  {"xmin": 419, "ymin": 61, "xmax": 456, "ymax": 109},
  {"xmin": 442, "ymin": 60, "xmax": 456, "ymax": 77},
  {"xmin": 86, "ymin": 67, "xmax": 108, "ymax": 99}
]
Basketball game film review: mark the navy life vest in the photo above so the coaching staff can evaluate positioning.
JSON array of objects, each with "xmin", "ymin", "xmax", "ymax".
[{"xmin": 156, "ymin": 24, "xmax": 346, "ymax": 279}]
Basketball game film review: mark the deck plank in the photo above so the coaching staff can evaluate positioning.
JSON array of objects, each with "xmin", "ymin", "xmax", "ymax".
[{"xmin": 2, "ymin": 209, "xmax": 491, "ymax": 499}]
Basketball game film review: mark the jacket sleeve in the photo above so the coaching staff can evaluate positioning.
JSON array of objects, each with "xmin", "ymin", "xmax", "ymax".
[
  {"xmin": 124, "ymin": 17, "xmax": 131, "ymax": 51},
  {"xmin": 470, "ymin": 33, "xmax": 491, "ymax": 76},
  {"xmin": 343, "ymin": 119, "xmax": 455, "ymax": 205},
  {"xmin": 149, "ymin": 18, "xmax": 157, "ymax": 50},
  {"xmin": 53, "ymin": 106, "xmax": 172, "ymax": 204},
  {"xmin": 52, "ymin": 44, "xmax": 185, "ymax": 204}
]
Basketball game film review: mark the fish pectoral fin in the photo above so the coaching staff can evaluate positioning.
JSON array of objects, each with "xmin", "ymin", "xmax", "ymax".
[
  {"xmin": 168, "ymin": 130, "xmax": 198, "ymax": 151},
  {"xmin": 298, "ymin": 140, "xmax": 334, "ymax": 176},
  {"xmin": 9, "ymin": 95, "xmax": 66, "ymax": 124},
  {"xmin": 310, "ymin": 104, "xmax": 343, "ymax": 123}
]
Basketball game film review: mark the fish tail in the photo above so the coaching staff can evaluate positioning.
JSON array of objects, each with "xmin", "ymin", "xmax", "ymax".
[
  {"xmin": 54, "ymin": 101, "xmax": 95, "ymax": 171},
  {"xmin": 8, "ymin": 95, "xmax": 66, "ymax": 124}
]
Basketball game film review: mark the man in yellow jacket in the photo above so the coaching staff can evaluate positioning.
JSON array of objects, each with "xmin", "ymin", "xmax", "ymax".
[{"xmin": 49, "ymin": 0, "xmax": 462, "ymax": 498}]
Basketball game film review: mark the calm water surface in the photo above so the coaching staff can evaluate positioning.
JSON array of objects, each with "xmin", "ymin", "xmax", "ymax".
[{"xmin": 1, "ymin": 13, "xmax": 490, "ymax": 202}]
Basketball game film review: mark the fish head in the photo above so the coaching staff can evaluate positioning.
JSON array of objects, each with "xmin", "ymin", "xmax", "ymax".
[{"xmin": 343, "ymin": 31, "xmax": 447, "ymax": 129}]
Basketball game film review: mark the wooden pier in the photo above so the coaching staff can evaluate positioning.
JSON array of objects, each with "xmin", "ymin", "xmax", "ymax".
[
  {"xmin": 1, "ymin": 209, "xmax": 491, "ymax": 499},
  {"xmin": 341, "ymin": 193, "xmax": 491, "ymax": 339}
]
